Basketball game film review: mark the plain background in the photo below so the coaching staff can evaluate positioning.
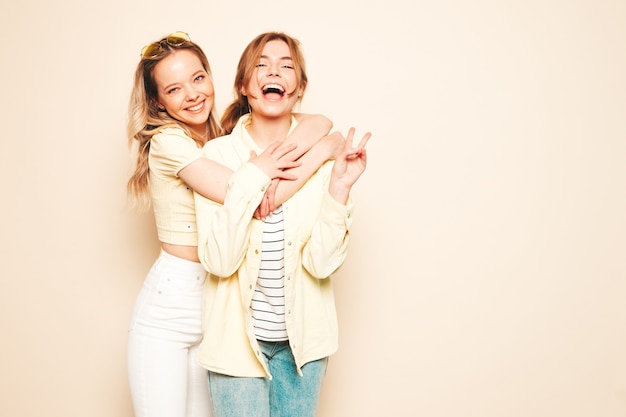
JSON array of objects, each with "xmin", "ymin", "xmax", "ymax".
[{"xmin": 1, "ymin": 0, "xmax": 625, "ymax": 416}]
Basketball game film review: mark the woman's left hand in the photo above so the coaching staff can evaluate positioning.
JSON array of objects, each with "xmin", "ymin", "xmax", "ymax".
[{"xmin": 329, "ymin": 128, "xmax": 371, "ymax": 204}]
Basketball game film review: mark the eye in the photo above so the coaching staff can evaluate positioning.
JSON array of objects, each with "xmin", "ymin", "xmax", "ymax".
[
  {"xmin": 166, "ymin": 87, "xmax": 180, "ymax": 94},
  {"xmin": 194, "ymin": 74, "xmax": 205, "ymax": 82},
  {"xmin": 282, "ymin": 64, "xmax": 294, "ymax": 69},
  {"xmin": 255, "ymin": 63, "xmax": 267, "ymax": 68}
]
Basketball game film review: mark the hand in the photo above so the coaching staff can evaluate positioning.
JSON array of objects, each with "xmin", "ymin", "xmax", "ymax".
[
  {"xmin": 249, "ymin": 141, "xmax": 301, "ymax": 180},
  {"xmin": 253, "ymin": 179, "xmax": 279, "ymax": 220},
  {"xmin": 329, "ymin": 128, "xmax": 371, "ymax": 204}
]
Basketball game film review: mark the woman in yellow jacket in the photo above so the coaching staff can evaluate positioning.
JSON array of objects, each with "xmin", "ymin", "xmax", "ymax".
[{"xmin": 194, "ymin": 32, "xmax": 370, "ymax": 417}]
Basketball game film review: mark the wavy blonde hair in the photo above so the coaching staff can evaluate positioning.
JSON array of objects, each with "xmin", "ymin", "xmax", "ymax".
[
  {"xmin": 126, "ymin": 35, "xmax": 223, "ymax": 209},
  {"xmin": 221, "ymin": 32, "xmax": 308, "ymax": 134}
]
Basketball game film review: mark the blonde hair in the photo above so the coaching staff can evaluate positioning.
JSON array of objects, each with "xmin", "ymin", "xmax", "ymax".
[
  {"xmin": 126, "ymin": 36, "xmax": 222, "ymax": 209},
  {"xmin": 221, "ymin": 32, "xmax": 308, "ymax": 134}
]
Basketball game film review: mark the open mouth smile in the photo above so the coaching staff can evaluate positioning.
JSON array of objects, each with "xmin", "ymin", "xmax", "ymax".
[{"xmin": 262, "ymin": 83, "xmax": 285, "ymax": 96}]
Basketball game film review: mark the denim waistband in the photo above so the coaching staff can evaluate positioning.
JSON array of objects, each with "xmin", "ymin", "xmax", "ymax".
[{"xmin": 156, "ymin": 250, "xmax": 206, "ymax": 275}]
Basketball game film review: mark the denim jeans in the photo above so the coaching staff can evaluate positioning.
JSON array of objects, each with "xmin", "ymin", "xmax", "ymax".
[
  {"xmin": 208, "ymin": 340, "xmax": 328, "ymax": 417},
  {"xmin": 127, "ymin": 251, "xmax": 211, "ymax": 417}
]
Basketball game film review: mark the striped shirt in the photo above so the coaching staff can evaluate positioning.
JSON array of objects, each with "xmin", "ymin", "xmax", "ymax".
[{"xmin": 251, "ymin": 206, "xmax": 287, "ymax": 341}]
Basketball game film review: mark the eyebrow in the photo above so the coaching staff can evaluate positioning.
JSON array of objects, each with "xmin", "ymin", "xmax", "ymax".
[
  {"xmin": 161, "ymin": 69, "xmax": 205, "ymax": 92},
  {"xmin": 260, "ymin": 55, "xmax": 293, "ymax": 60}
]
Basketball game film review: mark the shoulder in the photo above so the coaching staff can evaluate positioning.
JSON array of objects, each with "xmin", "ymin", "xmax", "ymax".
[
  {"xmin": 152, "ymin": 127, "xmax": 196, "ymax": 147},
  {"xmin": 203, "ymin": 132, "xmax": 234, "ymax": 151},
  {"xmin": 149, "ymin": 127, "xmax": 203, "ymax": 172}
]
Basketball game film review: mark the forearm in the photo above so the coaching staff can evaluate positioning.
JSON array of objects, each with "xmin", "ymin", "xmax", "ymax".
[
  {"xmin": 328, "ymin": 181, "xmax": 351, "ymax": 205},
  {"xmin": 273, "ymin": 143, "xmax": 333, "ymax": 206},
  {"xmin": 252, "ymin": 115, "xmax": 335, "ymax": 216},
  {"xmin": 282, "ymin": 114, "xmax": 332, "ymax": 160},
  {"xmin": 178, "ymin": 157, "xmax": 234, "ymax": 204}
]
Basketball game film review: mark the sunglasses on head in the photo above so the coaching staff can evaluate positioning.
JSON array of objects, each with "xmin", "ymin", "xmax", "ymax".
[{"xmin": 140, "ymin": 31, "xmax": 191, "ymax": 58}]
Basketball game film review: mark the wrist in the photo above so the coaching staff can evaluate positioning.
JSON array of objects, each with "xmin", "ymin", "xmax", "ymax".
[{"xmin": 328, "ymin": 182, "xmax": 350, "ymax": 205}]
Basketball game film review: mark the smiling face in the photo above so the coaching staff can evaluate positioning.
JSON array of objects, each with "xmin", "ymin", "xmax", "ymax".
[
  {"xmin": 243, "ymin": 39, "xmax": 304, "ymax": 118},
  {"xmin": 153, "ymin": 49, "xmax": 215, "ymax": 137}
]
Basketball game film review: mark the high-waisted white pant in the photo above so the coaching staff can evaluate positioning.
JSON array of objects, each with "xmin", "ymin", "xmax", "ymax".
[{"xmin": 127, "ymin": 251, "xmax": 212, "ymax": 417}]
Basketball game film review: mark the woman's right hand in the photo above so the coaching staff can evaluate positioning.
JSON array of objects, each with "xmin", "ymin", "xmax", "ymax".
[
  {"xmin": 250, "ymin": 142, "xmax": 297, "ymax": 220},
  {"xmin": 253, "ymin": 179, "xmax": 279, "ymax": 220}
]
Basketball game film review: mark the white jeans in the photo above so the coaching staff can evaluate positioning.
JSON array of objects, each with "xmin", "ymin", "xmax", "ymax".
[{"xmin": 127, "ymin": 251, "xmax": 212, "ymax": 417}]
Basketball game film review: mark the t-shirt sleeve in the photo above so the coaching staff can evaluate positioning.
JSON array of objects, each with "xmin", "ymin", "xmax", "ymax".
[{"xmin": 149, "ymin": 128, "xmax": 203, "ymax": 177}]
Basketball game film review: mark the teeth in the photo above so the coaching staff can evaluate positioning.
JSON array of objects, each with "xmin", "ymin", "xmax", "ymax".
[
  {"xmin": 263, "ymin": 83, "xmax": 284, "ymax": 92},
  {"xmin": 188, "ymin": 102, "xmax": 204, "ymax": 111}
]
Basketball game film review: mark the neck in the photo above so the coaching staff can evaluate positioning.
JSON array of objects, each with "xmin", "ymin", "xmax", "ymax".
[
  {"xmin": 191, "ymin": 123, "xmax": 209, "ymax": 144},
  {"xmin": 246, "ymin": 113, "xmax": 292, "ymax": 150}
]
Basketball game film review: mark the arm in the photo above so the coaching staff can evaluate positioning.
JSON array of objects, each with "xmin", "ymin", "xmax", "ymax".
[
  {"xmin": 181, "ymin": 114, "xmax": 333, "ymax": 207},
  {"xmin": 285, "ymin": 113, "xmax": 333, "ymax": 160},
  {"xmin": 300, "ymin": 128, "xmax": 371, "ymax": 278},
  {"xmin": 275, "ymin": 132, "xmax": 344, "ymax": 204},
  {"xmin": 178, "ymin": 142, "xmax": 301, "ymax": 204},
  {"xmin": 255, "ymin": 114, "xmax": 342, "ymax": 217}
]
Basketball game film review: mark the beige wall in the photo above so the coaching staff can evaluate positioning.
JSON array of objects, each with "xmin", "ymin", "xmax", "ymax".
[{"xmin": 1, "ymin": 0, "xmax": 625, "ymax": 416}]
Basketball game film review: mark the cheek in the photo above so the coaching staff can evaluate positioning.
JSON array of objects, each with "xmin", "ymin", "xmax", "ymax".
[
  {"xmin": 160, "ymin": 97, "xmax": 179, "ymax": 112},
  {"xmin": 156, "ymin": 94, "xmax": 170, "ymax": 110},
  {"xmin": 241, "ymin": 78, "xmax": 257, "ymax": 96},
  {"xmin": 205, "ymin": 83, "xmax": 215, "ymax": 97}
]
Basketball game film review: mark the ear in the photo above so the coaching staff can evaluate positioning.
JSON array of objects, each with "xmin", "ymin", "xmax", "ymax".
[
  {"xmin": 151, "ymin": 98, "xmax": 166, "ymax": 111},
  {"xmin": 240, "ymin": 86, "xmax": 247, "ymax": 97}
]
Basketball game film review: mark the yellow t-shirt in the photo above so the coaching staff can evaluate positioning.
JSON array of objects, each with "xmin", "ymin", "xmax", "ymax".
[{"xmin": 148, "ymin": 127, "xmax": 203, "ymax": 246}]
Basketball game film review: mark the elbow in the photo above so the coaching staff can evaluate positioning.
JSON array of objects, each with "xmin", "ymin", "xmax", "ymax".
[
  {"xmin": 304, "ymin": 261, "xmax": 343, "ymax": 280},
  {"xmin": 214, "ymin": 265, "xmax": 239, "ymax": 278},
  {"xmin": 319, "ymin": 114, "xmax": 333, "ymax": 132},
  {"xmin": 203, "ymin": 260, "xmax": 239, "ymax": 279},
  {"xmin": 307, "ymin": 114, "xmax": 333, "ymax": 133}
]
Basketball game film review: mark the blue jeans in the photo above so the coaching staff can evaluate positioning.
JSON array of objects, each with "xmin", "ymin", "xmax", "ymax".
[{"xmin": 208, "ymin": 340, "xmax": 328, "ymax": 417}]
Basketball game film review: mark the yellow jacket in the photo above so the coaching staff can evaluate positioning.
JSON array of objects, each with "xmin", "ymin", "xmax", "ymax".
[{"xmin": 194, "ymin": 116, "xmax": 353, "ymax": 378}]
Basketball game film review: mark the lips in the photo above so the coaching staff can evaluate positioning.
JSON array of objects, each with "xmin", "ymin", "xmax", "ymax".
[
  {"xmin": 262, "ymin": 83, "xmax": 285, "ymax": 96},
  {"xmin": 186, "ymin": 100, "xmax": 205, "ymax": 112}
]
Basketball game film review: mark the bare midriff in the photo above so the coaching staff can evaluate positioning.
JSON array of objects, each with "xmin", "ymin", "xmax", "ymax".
[{"xmin": 161, "ymin": 242, "xmax": 200, "ymax": 263}]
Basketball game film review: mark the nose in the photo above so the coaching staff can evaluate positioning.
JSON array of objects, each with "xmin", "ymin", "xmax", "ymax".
[
  {"xmin": 185, "ymin": 87, "xmax": 200, "ymax": 101},
  {"xmin": 267, "ymin": 62, "xmax": 281, "ymax": 77}
]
